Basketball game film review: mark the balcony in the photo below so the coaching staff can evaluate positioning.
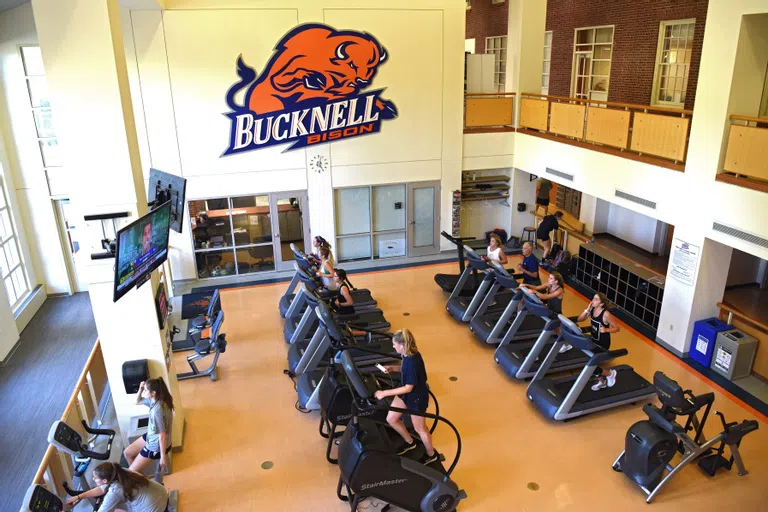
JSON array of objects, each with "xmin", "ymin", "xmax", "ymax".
[
  {"xmin": 463, "ymin": 92, "xmax": 516, "ymax": 133},
  {"xmin": 517, "ymin": 93, "xmax": 693, "ymax": 172},
  {"xmin": 718, "ymin": 115, "xmax": 768, "ymax": 194}
]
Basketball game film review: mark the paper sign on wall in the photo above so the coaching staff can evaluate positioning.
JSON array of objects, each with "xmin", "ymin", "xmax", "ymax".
[
  {"xmin": 669, "ymin": 238, "xmax": 700, "ymax": 286},
  {"xmin": 222, "ymin": 23, "xmax": 398, "ymax": 156}
]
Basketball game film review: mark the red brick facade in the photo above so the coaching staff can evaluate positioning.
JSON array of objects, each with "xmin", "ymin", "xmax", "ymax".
[
  {"xmin": 545, "ymin": 0, "xmax": 708, "ymax": 110},
  {"xmin": 465, "ymin": 0, "xmax": 509, "ymax": 55}
]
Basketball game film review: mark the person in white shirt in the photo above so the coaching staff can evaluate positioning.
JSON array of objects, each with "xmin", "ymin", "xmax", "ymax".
[{"xmin": 482, "ymin": 233, "xmax": 508, "ymax": 265}]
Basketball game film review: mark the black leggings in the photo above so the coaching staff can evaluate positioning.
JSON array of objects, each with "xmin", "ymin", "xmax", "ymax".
[{"xmin": 592, "ymin": 333, "xmax": 611, "ymax": 378}]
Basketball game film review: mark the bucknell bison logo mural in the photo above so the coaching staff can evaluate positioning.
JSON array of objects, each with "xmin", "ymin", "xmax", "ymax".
[{"xmin": 222, "ymin": 23, "xmax": 398, "ymax": 155}]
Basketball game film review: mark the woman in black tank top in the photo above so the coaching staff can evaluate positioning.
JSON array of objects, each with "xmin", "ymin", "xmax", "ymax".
[
  {"xmin": 331, "ymin": 269, "xmax": 355, "ymax": 315},
  {"xmin": 577, "ymin": 293, "xmax": 620, "ymax": 391},
  {"xmin": 520, "ymin": 271, "xmax": 565, "ymax": 315}
]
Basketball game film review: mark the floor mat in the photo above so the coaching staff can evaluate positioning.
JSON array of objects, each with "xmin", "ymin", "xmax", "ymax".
[{"xmin": 181, "ymin": 292, "xmax": 212, "ymax": 319}]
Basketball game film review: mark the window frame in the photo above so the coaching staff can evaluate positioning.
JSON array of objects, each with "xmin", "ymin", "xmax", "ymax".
[
  {"xmin": 484, "ymin": 35, "xmax": 507, "ymax": 92},
  {"xmin": 651, "ymin": 19, "xmax": 696, "ymax": 109},
  {"xmin": 542, "ymin": 31, "xmax": 553, "ymax": 95},
  {"xmin": 570, "ymin": 25, "xmax": 614, "ymax": 100},
  {"xmin": 0, "ymin": 175, "xmax": 30, "ymax": 310}
]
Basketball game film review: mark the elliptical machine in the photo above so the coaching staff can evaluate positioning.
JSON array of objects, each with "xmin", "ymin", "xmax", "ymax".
[
  {"xmin": 612, "ymin": 371, "xmax": 759, "ymax": 503},
  {"xmin": 335, "ymin": 350, "xmax": 466, "ymax": 512}
]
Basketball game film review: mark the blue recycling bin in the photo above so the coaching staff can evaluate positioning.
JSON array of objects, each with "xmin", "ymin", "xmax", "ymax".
[{"xmin": 690, "ymin": 317, "xmax": 731, "ymax": 367}]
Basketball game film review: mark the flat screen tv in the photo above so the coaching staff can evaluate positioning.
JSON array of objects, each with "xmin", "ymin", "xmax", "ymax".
[
  {"xmin": 148, "ymin": 168, "xmax": 187, "ymax": 233},
  {"xmin": 113, "ymin": 201, "xmax": 172, "ymax": 302}
]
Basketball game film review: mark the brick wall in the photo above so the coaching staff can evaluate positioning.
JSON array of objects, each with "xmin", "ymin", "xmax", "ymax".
[
  {"xmin": 465, "ymin": 0, "xmax": 509, "ymax": 54},
  {"xmin": 545, "ymin": 0, "xmax": 708, "ymax": 110}
]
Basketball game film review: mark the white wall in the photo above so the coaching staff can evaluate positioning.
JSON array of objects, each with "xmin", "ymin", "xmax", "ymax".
[
  {"xmin": 121, "ymin": 0, "xmax": 465, "ymax": 282},
  {"xmin": 509, "ymin": 167, "xmax": 536, "ymax": 240},
  {"xmin": 726, "ymin": 249, "xmax": 765, "ymax": 287},
  {"xmin": 0, "ymin": 278, "xmax": 19, "ymax": 363},
  {"xmin": 603, "ymin": 200, "xmax": 662, "ymax": 254},
  {"xmin": 460, "ymin": 168, "xmax": 514, "ymax": 241}
]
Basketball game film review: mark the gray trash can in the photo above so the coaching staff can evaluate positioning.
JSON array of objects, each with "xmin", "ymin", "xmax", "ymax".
[{"xmin": 710, "ymin": 329, "xmax": 758, "ymax": 381}]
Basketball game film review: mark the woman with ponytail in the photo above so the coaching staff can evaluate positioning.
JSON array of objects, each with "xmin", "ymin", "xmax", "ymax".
[
  {"xmin": 569, "ymin": 292, "xmax": 621, "ymax": 390},
  {"xmin": 123, "ymin": 377, "xmax": 174, "ymax": 474},
  {"xmin": 65, "ymin": 462, "xmax": 169, "ymax": 511},
  {"xmin": 373, "ymin": 329, "xmax": 439, "ymax": 465}
]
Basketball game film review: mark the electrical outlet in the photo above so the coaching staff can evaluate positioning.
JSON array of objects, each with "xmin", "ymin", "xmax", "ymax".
[{"xmin": 669, "ymin": 324, "xmax": 674, "ymax": 331}]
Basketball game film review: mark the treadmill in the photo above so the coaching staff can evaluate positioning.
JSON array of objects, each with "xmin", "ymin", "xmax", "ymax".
[
  {"xmin": 526, "ymin": 314, "xmax": 656, "ymax": 421},
  {"xmin": 279, "ymin": 245, "xmax": 377, "ymax": 317},
  {"xmin": 446, "ymin": 248, "xmax": 517, "ymax": 322},
  {"xmin": 295, "ymin": 302, "xmax": 400, "ymax": 410},
  {"xmin": 434, "ymin": 231, "xmax": 483, "ymax": 297},
  {"xmin": 494, "ymin": 287, "xmax": 590, "ymax": 379},
  {"xmin": 284, "ymin": 282, "xmax": 390, "ymax": 344}
]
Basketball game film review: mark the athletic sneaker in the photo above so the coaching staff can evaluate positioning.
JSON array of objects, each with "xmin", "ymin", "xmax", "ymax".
[
  {"xmin": 606, "ymin": 369, "xmax": 617, "ymax": 387},
  {"xmin": 397, "ymin": 440, "xmax": 418, "ymax": 456},
  {"xmin": 421, "ymin": 451, "xmax": 440, "ymax": 465},
  {"xmin": 559, "ymin": 343, "xmax": 572, "ymax": 353},
  {"xmin": 591, "ymin": 379, "xmax": 607, "ymax": 391}
]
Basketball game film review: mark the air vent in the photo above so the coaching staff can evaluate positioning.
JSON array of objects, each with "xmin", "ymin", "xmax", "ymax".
[
  {"xmin": 713, "ymin": 223, "xmax": 768, "ymax": 249},
  {"xmin": 615, "ymin": 189, "xmax": 656, "ymax": 210},
  {"xmin": 545, "ymin": 168, "xmax": 574, "ymax": 182}
]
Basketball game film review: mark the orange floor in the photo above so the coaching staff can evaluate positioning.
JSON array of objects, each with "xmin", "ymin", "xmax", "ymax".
[{"xmin": 167, "ymin": 260, "xmax": 768, "ymax": 511}]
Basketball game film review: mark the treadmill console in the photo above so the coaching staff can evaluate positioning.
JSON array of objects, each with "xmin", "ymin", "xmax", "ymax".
[
  {"xmin": 557, "ymin": 314, "xmax": 583, "ymax": 336},
  {"xmin": 47, "ymin": 421, "xmax": 82, "ymax": 458},
  {"xmin": 488, "ymin": 261, "xmax": 510, "ymax": 276},
  {"xmin": 23, "ymin": 485, "xmax": 63, "ymax": 512},
  {"xmin": 520, "ymin": 286, "xmax": 543, "ymax": 304}
]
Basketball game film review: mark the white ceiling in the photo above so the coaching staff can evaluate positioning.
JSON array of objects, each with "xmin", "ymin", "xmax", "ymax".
[{"xmin": 0, "ymin": 0, "xmax": 28, "ymax": 13}]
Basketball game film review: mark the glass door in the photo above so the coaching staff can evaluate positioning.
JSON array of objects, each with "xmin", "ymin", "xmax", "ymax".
[
  {"xmin": 271, "ymin": 191, "xmax": 311, "ymax": 271},
  {"xmin": 406, "ymin": 181, "xmax": 440, "ymax": 257}
]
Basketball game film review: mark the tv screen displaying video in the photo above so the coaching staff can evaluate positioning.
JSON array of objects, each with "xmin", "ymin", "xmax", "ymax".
[{"xmin": 113, "ymin": 201, "xmax": 171, "ymax": 302}]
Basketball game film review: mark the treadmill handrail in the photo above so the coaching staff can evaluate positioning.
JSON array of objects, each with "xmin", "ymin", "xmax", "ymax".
[{"xmin": 586, "ymin": 348, "xmax": 628, "ymax": 367}]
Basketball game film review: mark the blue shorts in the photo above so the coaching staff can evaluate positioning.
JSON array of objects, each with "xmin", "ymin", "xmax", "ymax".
[
  {"xmin": 404, "ymin": 393, "xmax": 429, "ymax": 413},
  {"xmin": 140, "ymin": 433, "xmax": 170, "ymax": 459}
]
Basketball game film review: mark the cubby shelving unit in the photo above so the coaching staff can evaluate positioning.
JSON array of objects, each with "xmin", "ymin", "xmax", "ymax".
[{"xmin": 575, "ymin": 242, "xmax": 665, "ymax": 331}]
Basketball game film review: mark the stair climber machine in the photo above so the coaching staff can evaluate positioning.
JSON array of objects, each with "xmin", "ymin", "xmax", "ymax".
[
  {"xmin": 42, "ymin": 419, "xmax": 116, "ymax": 510},
  {"xmin": 23, "ymin": 485, "xmax": 63, "ymax": 512},
  {"xmin": 284, "ymin": 267, "xmax": 389, "ymax": 344},
  {"xmin": 335, "ymin": 350, "xmax": 467, "ymax": 512},
  {"xmin": 494, "ymin": 287, "xmax": 590, "ymax": 379},
  {"xmin": 526, "ymin": 314, "xmax": 657, "ymax": 421},
  {"xmin": 612, "ymin": 371, "xmax": 759, "ymax": 504},
  {"xmin": 446, "ymin": 247, "xmax": 518, "ymax": 323},
  {"xmin": 290, "ymin": 300, "xmax": 400, "ymax": 411},
  {"xmin": 279, "ymin": 245, "xmax": 377, "ymax": 318},
  {"xmin": 434, "ymin": 232, "xmax": 483, "ymax": 297}
]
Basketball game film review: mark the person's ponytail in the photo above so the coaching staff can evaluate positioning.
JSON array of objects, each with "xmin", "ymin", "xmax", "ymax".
[
  {"xmin": 393, "ymin": 329, "xmax": 419, "ymax": 357},
  {"xmin": 145, "ymin": 377, "xmax": 174, "ymax": 411}
]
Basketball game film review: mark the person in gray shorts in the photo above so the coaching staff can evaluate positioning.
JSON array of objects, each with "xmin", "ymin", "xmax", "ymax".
[
  {"xmin": 124, "ymin": 377, "xmax": 175, "ymax": 475},
  {"xmin": 65, "ymin": 462, "xmax": 169, "ymax": 512}
]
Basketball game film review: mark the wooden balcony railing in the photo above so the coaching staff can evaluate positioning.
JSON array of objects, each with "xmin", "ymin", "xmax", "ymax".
[
  {"xmin": 718, "ymin": 115, "xmax": 768, "ymax": 193},
  {"xmin": 518, "ymin": 93, "xmax": 693, "ymax": 171},
  {"xmin": 30, "ymin": 340, "xmax": 110, "ymax": 501},
  {"xmin": 464, "ymin": 92, "xmax": 515, "ymax": 133}
]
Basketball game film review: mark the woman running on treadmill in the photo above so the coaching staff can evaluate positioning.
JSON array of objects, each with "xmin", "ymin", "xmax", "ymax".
[
  {"xmin": 65, "ymin": 462, "xmax": 169, "ymax": 512},
  {"xmin": 564, "ymin": 292, "xmax": 620, "ymax": 390},
  {"xmin": 331, "ymin": 268, "xmax": 355, "ymax": 315},
  {"xmin": 520, "ymin": 271, "xmax": 565, "ymax": 315},
  {"xmin": 481, "ymin": 233, "xmax": 508, "ymax": 265},
  {"xmin": 123, "ymin": 378, "xmax": 174, "ymax": 475},
  {"xmin": 315, "ymin": 246, "xmax": 337, "ymax": 290},
  {"xmin": 374, "ymin": 329, "xmax": 439, "ymax": 466},
  {"xmin": 309, "ymin": 236, "xmax": 335, "ymax": 266}
]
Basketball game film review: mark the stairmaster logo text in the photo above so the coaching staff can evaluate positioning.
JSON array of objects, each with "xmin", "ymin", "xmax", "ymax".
[
  {"xmin": 222, "ymin": 23, "xmax": 398, "ymax": 155},
  {"xmin": 360, "ymin": 478, "xmax": 407, "ymax": 491}
]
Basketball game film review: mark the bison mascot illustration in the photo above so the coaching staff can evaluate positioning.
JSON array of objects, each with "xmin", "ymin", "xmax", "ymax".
[{"xmin": 225, "ymin": 24, "xmax": 397, "ymax": 119}]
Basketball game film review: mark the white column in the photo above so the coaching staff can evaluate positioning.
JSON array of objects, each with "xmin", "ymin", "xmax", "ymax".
[
  {"xmin": 506, "ymin": 0, "xmax": 546, "ymax": 95},
  {"xmin": 657, "ymin": 232, "xmax": 733, "ymax": 356},
  {"xmin": 31, "ymin": 0, "xmax": 184, "ymax": 448}
]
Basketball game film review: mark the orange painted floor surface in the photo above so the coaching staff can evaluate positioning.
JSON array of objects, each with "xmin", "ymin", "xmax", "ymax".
[{"xmin": 168, "ymin": 261, "xmax": 768, "ymax": 511}]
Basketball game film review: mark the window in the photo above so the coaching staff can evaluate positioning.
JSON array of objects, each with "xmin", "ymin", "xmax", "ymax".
[
  {"xmin": 335, "ymin": 185, "xmax": 407, "ymax": 262},
  {"xmin": 0, "ymin": 175, "xmax": 29, "ymax": 309},
  {"xmin": 485, "ymin": 36, "xmax": 507, "ymax": 92},
  {"xmin": 542, "ymin": 31, "xmax": 552, "ymax": 94},
  {"xmin": 571, "ymin": 26, "xmax": 613, "ymax": 101},
  {"xmin": 652, "ymin": 20, "xmax": 695, "ymax": 107},
  {"xmin": 20, "ymin": 46, "xmax": 65, "ymax": 196},
  {"xmin": 189, "ymin": 195, "xmax": 276, "ymax": 278}
]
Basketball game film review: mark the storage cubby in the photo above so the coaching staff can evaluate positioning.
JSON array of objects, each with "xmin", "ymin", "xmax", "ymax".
[{"xmin": 576, "ymin": 243, "xmax": 665, "ymax": 331}]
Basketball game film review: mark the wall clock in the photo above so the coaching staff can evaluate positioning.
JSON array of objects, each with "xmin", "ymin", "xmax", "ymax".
[{"xmin": 309, "ymin": 154, "xmax": 329, "ymax": 174}]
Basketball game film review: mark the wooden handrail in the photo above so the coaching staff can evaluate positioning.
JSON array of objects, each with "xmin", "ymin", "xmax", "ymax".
[
  {"xmin": 520, "ymin": 92, "xmax": 693, "ymax": 116},
  {"xmin": 717, "ymin": 302, "xmax": 768, "ymax": 335},
  {"xmin": 464, "ymin": 92, "xmax": 516, "ymax": 97},
  {"xmin": 729, "ymin": 114, "xmax": 768, "ymax": 124},
  {"xmin": 531, "ymin": 210, "xmax": 590, "ymax": 242},
  {"xmin": 33, "ymin": 445, "xmax": 56, "ymax": 485}
]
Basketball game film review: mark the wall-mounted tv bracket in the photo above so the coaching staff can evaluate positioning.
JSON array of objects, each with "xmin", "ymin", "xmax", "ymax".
[
  {"xmin": 529, "ymin": 174, "xmax": 539, "ymax": 182},
  {"xmin": 84, "ymin": 212, "xmax": 130, "ymax": 260},
  {"xmin": 149, "ymin": 182, "xmax": 180, "ymax": 226}
]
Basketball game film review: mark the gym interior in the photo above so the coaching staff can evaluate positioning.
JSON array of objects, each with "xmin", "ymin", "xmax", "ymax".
[{"xmin": 1, "ymin": 0, "xmax": 767, "ymax": 511}]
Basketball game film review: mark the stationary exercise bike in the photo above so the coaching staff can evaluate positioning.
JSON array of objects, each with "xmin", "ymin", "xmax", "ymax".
[{"xmin": 612, "ymin": 371, "xmax": 759, "ymax": 503}]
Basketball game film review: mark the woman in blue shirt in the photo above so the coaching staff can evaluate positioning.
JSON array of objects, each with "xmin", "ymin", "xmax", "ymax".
[{"xmin": 374, "ymin": 329, "xmax": 438, "ymax": 465}]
